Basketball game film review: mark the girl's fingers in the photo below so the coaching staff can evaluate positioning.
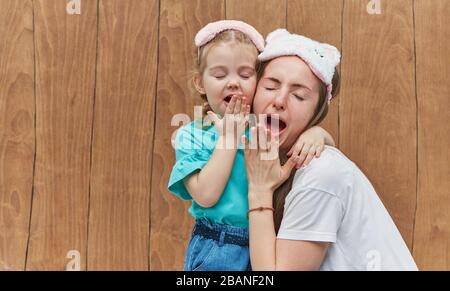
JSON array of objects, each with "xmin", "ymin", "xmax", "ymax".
[
  {"xmin": 289, "ymin": 143, "xmax": 304, "ymax": 168},
  {"xmin": 207, "ymin": 111, "xmax": 219, "ymax": 124},
  {"xmin": 234, "ymin": 96, "xmax": 242, "ymax": 114},
  {"xmin": 241, "ymin": 96, "xmax": 247, "ymax": 112},
  {"xmin": 296, "ymin": 144, "xmax": 311, "ymax": 168},
  {"xmin": 303, "ymin": 146, "xmax": 317, "ymax": 166},
  {"xmin": 281, "ymin": 154, "xmax": 297, "ymax": 181},
  {"xmin": 242, "ymin": 135, "xmax": 249, "ymax": 154},
  {"xmin": 225, "ymin": 95, "xmax": 237, "ymax": 114},
  {"xmin": 244, "ymin": 104, "xmax": 251, "ymax": 126},
  {"xmin": 293, "ymin": 143, "xmax": 304, "ymax": 160},
  {"xmin": 288, "ymin": 141, "xmax": 304, "ymax": 157},
  {"xmin": 239, "ymin": 97, "xmax": 247, "ymax": 120},
  {"xmin": 315, "ymin": 144, "xmax": 324, "ymax": 157}
]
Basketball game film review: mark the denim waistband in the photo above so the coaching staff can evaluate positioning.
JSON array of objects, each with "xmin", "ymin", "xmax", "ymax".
[{"xmin": 193, "ymin": 219, "xmax": 249, "ymax": 247}]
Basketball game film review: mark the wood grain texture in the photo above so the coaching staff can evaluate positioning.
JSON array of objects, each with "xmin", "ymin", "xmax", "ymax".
[
  {"xmin": 287, "ymin": 0, "xmax": 343, "ymax": 146},
  {"xmin": 26, "ymin": 0, "xmax": 97, "ymax": 270},
  {"xmin": 150, "ymin": 0, "xmax": 225, "ymax": 270},
  {"xmin": 87, "ymin": 0, "xmax": 158, "ymax": 270},
  {"xmin": 340, "ymin": 0, "xmax": 416, "ymax": 248},
  {"xmin": 226, "ymin": 0, "xmax": 286, "ymax": 36},
  {"xmin": 413, "ymin": 0, "xmax": 450, "ymax": 270},
  {"xmin": 0, "ymin": 0, "xmax": 34, "ymax": 270},
  {"xmin": 0, "ymin": 0, "xmax": 449, "ymax": 271}
]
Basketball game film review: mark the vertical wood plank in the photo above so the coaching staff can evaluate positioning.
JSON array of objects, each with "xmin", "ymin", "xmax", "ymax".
[
  {"xmin": 26, "ymin": 0, "xmax": 97, "ymax": 270},
  {"xmin": 87, "ymin": 0, "xmax": 158, "ymax": 270},
  {"xmin": 414, "ymin": 0, "xmax": 450, "ymax": 270},
  {"xmin": 287, "ymin": 0, "xmax": 343, "ymax": 146},
  {"xmin": 340, "ymin": 0, "xmax": 416, "ymax": 248},
  {"xmin": 226, "ymin": 0, "xmax": 286, "ymax": 37},
  {"xmin": 0, "ymin": 0, "xmax": 34, "ymax": 270},
  {"xmin": 150, "ymin": 0, "xmax": 225, "ymax": 270}
]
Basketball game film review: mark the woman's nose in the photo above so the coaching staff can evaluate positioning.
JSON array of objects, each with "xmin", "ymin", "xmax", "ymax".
[{"xmin": 274, "ymin": 91, "xmax": 287, "ymax": 110}]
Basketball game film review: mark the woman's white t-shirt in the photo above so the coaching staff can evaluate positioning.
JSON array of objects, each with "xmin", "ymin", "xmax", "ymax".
[{"xmin": 277, "ymin": 146, "xmax": 418, "ymax": 271}]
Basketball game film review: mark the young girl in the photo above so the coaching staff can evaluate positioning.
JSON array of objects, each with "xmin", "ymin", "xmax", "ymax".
[{"xmin": 168, "ymin": 20, "xmax": 336, "ymax": 271}]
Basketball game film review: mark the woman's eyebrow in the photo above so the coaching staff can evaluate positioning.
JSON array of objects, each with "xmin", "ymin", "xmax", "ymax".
[
  {"xmin": 292, "ymin": 83, "xmax": 311, "ymax": 91},
  {"xmin": 264, "ymin": 77, "xmax": 281, "ymax": 84}
]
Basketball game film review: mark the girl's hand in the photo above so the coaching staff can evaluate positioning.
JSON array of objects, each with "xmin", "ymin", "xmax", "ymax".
[
  {"xmin": 287, "ymin": 126, "xmax": 330, "ymax": 169},
  {"xmin": 242, "ymin": 124, "xmax": 297, "ymax": 205},
  {"xmin": 207, "ymin": 95, "xmax": 250, "ymax": 149}
]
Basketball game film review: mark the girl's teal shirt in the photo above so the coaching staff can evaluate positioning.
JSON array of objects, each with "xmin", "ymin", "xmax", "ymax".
[{"xmin": 168, "ymin": 120, "xmax": 249, "ymax": 228}]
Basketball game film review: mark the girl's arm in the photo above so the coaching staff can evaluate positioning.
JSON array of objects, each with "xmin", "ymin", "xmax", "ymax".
[
  {"xmin": 184, "ymin": 95, "xmax": 249, "ymax": 208},
  {"xmin": 288, "ymin": 126, "xmax": 336, "ymax": 169},
  {"xmin": 184, "ymin": 136, "xmax": 238, "ymax": 208}
]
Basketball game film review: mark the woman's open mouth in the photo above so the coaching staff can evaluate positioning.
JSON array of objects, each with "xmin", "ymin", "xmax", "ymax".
[{"xmin": 264, "ymin": 115, "xmax": 287, "ymax": 136}]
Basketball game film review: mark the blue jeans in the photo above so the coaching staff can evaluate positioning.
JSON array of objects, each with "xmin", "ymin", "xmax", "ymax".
[{"xmin": 184, "ymin": 219, "xmax": 251, "ymax": 271}]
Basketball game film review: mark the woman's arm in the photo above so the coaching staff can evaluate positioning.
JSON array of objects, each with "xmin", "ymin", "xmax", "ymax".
[
  {"xmin": 243, "ymin": 125, "xmax": 329, "ymax": 270},
  {"xmin": 247, "ymin": 190, "xmax": 329, "ymax": 270}
]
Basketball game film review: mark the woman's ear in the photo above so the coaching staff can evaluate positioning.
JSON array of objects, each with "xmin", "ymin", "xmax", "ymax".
[{"xmin": 193, "ymin": 73, "xmax": 206, "ymax": 95}]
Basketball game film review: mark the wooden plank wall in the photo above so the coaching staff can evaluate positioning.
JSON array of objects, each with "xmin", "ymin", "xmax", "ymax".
[
  {"xmin": 414, "ymin": 0, "xmax": 450, "ymax": 270},
  {"xmin": 0, "ymin": 0, "xmax": 449, "ymax": 270}
]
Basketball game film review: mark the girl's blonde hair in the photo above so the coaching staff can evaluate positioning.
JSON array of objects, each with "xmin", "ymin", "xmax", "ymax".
[{"xmin": 194, "ymin": 29, "xmax": 260, "ymax": 117}]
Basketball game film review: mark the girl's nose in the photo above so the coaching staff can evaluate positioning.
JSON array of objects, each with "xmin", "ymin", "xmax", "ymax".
[{"xmin": 227, "ymin": 82, "xmax": 240, "ymax": 90}]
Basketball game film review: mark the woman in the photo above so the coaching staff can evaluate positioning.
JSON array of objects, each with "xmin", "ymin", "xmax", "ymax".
[{"xmin": 243, "ymin": 29, "xmax": 418, "ymax": 271}]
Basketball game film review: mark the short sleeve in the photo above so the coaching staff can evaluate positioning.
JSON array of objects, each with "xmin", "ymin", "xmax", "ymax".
[
  {"xmin": 168, "ymin": 124, "xmax": 213, "ymax": 200},
  {"xmin": 277, "ymin": 187, "xmax": 345, "ymax": 243}
]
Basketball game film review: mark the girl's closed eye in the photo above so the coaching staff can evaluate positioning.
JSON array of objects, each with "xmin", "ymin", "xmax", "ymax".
[
  {"xmin": 212, "ymin": 71, "xmax": 226, "ymax": 79},
  {"xmin": 239, "ymin": 68, "xmax": 255, "ymax": 79},
  {"xmin": 210, "ymin": 67, "xmax": 227, "ymax": 79},
  {"xmin": 214, "ymin": 74, "xmax": 226, "ymax": 79}
]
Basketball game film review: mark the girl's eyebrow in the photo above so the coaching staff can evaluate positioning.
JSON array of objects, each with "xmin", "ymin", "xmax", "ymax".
[
  {"xmin": 209, "ymin": 65, "xmax": 227, "ymax": 71},
  {"xmin": 238, "ymin": 65, "xmax": 255, "ymax": 71}
]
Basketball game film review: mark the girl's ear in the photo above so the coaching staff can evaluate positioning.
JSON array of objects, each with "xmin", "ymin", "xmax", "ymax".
[{"xmin": 193, "ymin": 73, "xmax": 206, "ymax": 95}]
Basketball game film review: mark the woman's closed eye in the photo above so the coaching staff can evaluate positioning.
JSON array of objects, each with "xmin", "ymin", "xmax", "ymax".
[{"xmin": 293, "ymin": 94, "xmax": 305, "ymax": 101}]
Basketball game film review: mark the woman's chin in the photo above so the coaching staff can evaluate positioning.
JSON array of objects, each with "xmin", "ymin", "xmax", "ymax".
[{"xmin": 276, "ymin": 131, "xmax": 289, "ymax": 150}]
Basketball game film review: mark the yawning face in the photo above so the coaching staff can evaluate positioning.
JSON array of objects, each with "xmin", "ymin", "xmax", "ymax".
[
  {"xmin": 253, "ymin": 56, "xmax": 321, "ymax": 151},
  {"xmin": 194, "ymin": 43, "xmax": 258, "ymax": 117},
  {"xmin": 263, "ymin": 114, "xmax": 287, "ymax": 137}
]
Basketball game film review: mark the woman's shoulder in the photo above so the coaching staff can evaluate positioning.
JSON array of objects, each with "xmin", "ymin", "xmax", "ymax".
[{"xmin": 292, "ymin": 146, "xmax": 356, "ymax": 196}]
